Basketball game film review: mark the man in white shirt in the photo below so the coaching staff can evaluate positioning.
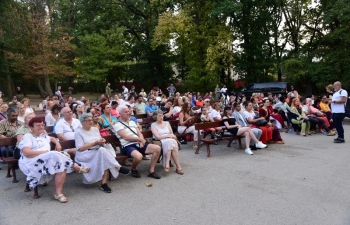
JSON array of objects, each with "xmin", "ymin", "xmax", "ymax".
[
  {"xmin": 220, "ymin": 85, "xmax": 228, "ymax": 97},
  {"xmin": 210, "ymin": 103, "xmax": 222, "ymax": 122},
  {"xmin": 113, "ymin": 106, "xmax": 161, "ymax": 179},
  {"xmin": 122, "ymin": 85, "xmax": 129, "ymax": 100},
  {"xmin": 331, "ymin": 81, "xmax": 348, "ymax": 143},
  {"xmin": 55, "ymin": 107, "xmax": 82, "ymax": 156}
]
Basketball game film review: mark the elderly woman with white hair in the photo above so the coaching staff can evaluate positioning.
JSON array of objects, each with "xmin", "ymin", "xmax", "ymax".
[
  {"xmin": 74, "ymin": 113, "xmax": 130, "ymax": 193},
  {"xmin": 151, "ymin": 110, "xmax": 183, "ymax": 174}
]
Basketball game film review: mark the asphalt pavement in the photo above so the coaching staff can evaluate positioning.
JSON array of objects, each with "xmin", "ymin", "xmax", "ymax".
[{"xmin": 1, "ymin": 122, "xmax": 350, "ymax": 225}]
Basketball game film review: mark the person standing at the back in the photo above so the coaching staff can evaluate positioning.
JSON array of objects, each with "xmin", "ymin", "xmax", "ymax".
[
  {"xmin": 167, "ymin": 84, "xmax": 176, "ymax": 97},
  {"xmin": 105, "ymin": 83, "xmax": 112, "ymax": 99},
  {"xmin": 55, "ymin": 86, "xmax": 63, "ymax": 104},
  {"xmin": 215, "ymin": 84, "xmax": 221, "ymax": 99},
  {"xmin": 331, "ymin": 81, "xmax": 348, "ymax": 143},
  {"xmin": 122, "ymin": 85, "xmax": 129, "ymax": 100}
]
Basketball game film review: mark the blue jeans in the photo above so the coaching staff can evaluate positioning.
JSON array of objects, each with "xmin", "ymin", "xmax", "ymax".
[
  {"xmin": 0, "ymin": 146, "xmax": 14, "ymax": 158},
  {"xmin": 333, "ymin": 113, "xmax": 345, "ymax": 139}
]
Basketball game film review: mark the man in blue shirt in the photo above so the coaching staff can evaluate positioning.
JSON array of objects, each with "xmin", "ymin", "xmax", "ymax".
[
  {"xmin": 145, "ymin": 98, "xmax": 158, "ymax": 118},
  {"xmin": 167, "ymin": 84, "xmax": 176, "ymax": 97}
]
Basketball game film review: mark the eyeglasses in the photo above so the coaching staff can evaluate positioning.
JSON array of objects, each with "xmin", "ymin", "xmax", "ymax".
[
  {"xmin": 70, "ymin": 125, "xmax": 74, "ymax": 132},
  {"xmin": 84, "ymin": 119, "xmax": 93, "ymax": 122},
  {"xmin": 322, "ymin": 97, "xmax": 326, "ymax": 99}
]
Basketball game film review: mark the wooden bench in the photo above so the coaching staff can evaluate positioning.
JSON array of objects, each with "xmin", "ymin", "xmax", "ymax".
[
  {"xmin": 139, "ymin": 117, "xmax": 155, "ymax": 129},
  {"xmin": 194, "ymin": 121, "xmax": 243, "ymax": 157},
  {"xmin": 168, "ymin": 117, "xmax": 201, "ymax": 141},
  {"xmin": 134, "ymin": 114, "xmax": 147, "ymax": 119},
  {"xmin": 45, "ymin": 126, "xmax": 54, "ymax": 133},
  {"xmin": 0, "ymin": 137, "xmax": 19, "ymax": 183}
]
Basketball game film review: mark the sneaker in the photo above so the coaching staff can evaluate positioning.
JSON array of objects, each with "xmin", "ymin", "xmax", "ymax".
[
  {"xmin": 255, "ymin": 141, "xmax": 267, "ymax": 149},
  {"xmin": 100, "ymin": 183, "xmax": 111, "ymax": 193},
  {"xmin": 215, "ymin": 134, "xmax": 222, "ymax": 140},
  {"xmin": 327, "ymin": 131, "xmax": 336, "ymax": 136},
  {"xmin": 334, "ymin": 139, "xmax": 345, "ymax": 143},
  {"xmin": 179, "ymin": 139, "xmax": 187, "ymax": 144},
  {"xmin": 210, "ymin": 134, "xmax": 217, "ymax": 140},
  {"xmin": 245, "ymin": 148, "xmax": 254, "ymax": 155},
  {"xmin": 119, "ymin": 167, "xmax": 131, "ymax": 175},
  {"xmin": 131, "ymin": 169, "xmax": 141, "ymax": 178}
]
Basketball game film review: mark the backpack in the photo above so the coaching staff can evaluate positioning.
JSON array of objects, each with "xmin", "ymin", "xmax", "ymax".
[
  {"xmin": 345, "ymin": 97, "xmax": 350, "ymax": 113},
  {"xmin": 339, "ymin": 90, "xmax": 350, "ymax": 113}
]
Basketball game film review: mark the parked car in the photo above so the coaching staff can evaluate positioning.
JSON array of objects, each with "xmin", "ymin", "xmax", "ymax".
[{"xmin": 240, "ymin": 82, "xmax": 293, "ymax": 99}]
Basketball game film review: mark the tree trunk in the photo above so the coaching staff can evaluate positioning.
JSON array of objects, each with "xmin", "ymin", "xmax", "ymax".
[
  {"xmin": 44, "ymin": 74, "xmax": 53, "ymax": 96},
  {"xmin": 3, "ymin": 51, "xmax": 15, "ymax": 98},
  {"xmin": 277, "ymin": 67, "xmax": 282, "ymax": 81},
  {"xmin": 36, "ymin": 78, "xmax": 48, "ymax": 98}
]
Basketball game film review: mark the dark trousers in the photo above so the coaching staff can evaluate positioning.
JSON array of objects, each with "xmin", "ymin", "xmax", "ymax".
[
  {"xmin": 279, "ymin": 110, "xmax": 290, "ymax": 126},
  {"xmin": 0, "ymin": 146, "xmax": 14, "ymax": 158},
  {"xmin": 333, "ymin": 113, "xmax": 345, "ymax": 139},
  {"xmin": 308, "ymin": 116, "xmax": 330, "ymax": 132}
]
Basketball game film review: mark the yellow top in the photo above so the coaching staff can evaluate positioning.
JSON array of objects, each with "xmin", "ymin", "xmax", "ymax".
[{"xmin": 319, "ymin": 101, "xmax": 330, "ymax": 112}]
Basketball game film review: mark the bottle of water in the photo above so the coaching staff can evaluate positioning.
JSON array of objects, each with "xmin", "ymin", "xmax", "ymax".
[{"xmin": 289, "ymin": 128, "xmax": 293, "ymax": 134}]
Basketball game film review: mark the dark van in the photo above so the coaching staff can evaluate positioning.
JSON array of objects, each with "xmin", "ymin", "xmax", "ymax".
[{"xmin": 240, "ymin": 82, "xmax": 293, "ymax": 99}]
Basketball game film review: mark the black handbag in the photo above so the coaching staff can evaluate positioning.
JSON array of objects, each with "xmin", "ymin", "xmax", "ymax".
[{"xmin": 256, "ymin": 119, "xmax": 268, "ymax": 126}]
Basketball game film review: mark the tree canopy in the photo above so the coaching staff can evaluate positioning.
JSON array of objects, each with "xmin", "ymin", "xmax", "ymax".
[{"xmin": 1, "ymin": 0, "xmax": 349, "ymax": 96}]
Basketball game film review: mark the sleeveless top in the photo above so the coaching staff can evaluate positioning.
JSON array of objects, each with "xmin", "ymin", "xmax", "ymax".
[
  {"xmin": 222, "ymin": 117, "xmax": 239, "ymax": 136},
  {"xmin": 152, "ymin": 122, "xmax": 171, "ymax": 138}
]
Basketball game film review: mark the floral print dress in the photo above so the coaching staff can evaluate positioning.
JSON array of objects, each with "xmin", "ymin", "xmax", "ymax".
[{"xmin": 18, "ymin": 133, "xmax": 74, "ymax": 188}]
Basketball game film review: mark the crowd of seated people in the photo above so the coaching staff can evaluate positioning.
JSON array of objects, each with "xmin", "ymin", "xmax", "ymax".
[{"xmin": 0, "ymin": 83, "xmax": 347, "ymax": 203}]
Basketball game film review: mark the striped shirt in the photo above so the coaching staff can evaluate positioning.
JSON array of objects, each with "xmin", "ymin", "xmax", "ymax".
[{"xmin": 112, "ymin": 120, "xmax": 138, "ymax": 147}]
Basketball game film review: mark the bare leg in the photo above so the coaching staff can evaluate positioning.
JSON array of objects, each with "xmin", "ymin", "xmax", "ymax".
[
  {"xmin": 101, "ymin": 170, "xmax": 109, "ymax": 184},
  {"xmin": 145, "ymin": 144, "xmax": 161, "ymax": 173},
  {"xmin": 237, "ymin": 127, "xmax": 259, "ymax": 143},
  {"xmin": 130, "ymin": 150, "xmax": 143, "ymax": 170},
  {"xmin": 171, "ymin": 147, "xmax": 181, "ymax": 170},
  {"xmin": 54, "ymin": 171, "xmax": 66, "ymax": 196},
  {"xmin": 165, "ymin": 151, "xmax": 172, "ymax": 168}
]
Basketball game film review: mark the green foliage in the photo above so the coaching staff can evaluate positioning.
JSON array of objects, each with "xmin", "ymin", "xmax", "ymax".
[{"xmin": 74, "ymin": 26, "xmax": 127, "ymax": 82}]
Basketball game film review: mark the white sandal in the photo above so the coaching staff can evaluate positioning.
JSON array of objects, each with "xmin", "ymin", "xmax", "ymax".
[{"xmin": 54, "ymin": 194, "xmax": 68, "ymax": 203}]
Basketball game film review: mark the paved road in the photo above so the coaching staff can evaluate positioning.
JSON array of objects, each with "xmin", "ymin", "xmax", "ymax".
[{"xmin": 1, "ymin": 123, "xmax": 350, "ymax": 225}]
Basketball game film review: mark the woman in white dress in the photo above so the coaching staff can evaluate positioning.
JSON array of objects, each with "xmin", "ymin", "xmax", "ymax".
[
  {"xmin": 21, "ymin": 98, "xmax": 34, "ymax": 115},
  {"xmin": 151, "ymin": 110, "xmax": 183, "ymax": 175},
  {"xmin": 74, "ymin": 113, "xmax": 130, "ymax": 193},
  {"xmin": 19, "ymin": 117, "xmax": 89, "ymax": 203}
]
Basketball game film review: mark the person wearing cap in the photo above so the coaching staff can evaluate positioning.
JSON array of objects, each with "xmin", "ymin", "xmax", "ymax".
[
  {"xmin": 110, "ymin": 101, "xmax": 120, "ymax": 117},
  {"xmin": 9, "ymin": 96, "xmax": 20, "ymax": 109}
]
